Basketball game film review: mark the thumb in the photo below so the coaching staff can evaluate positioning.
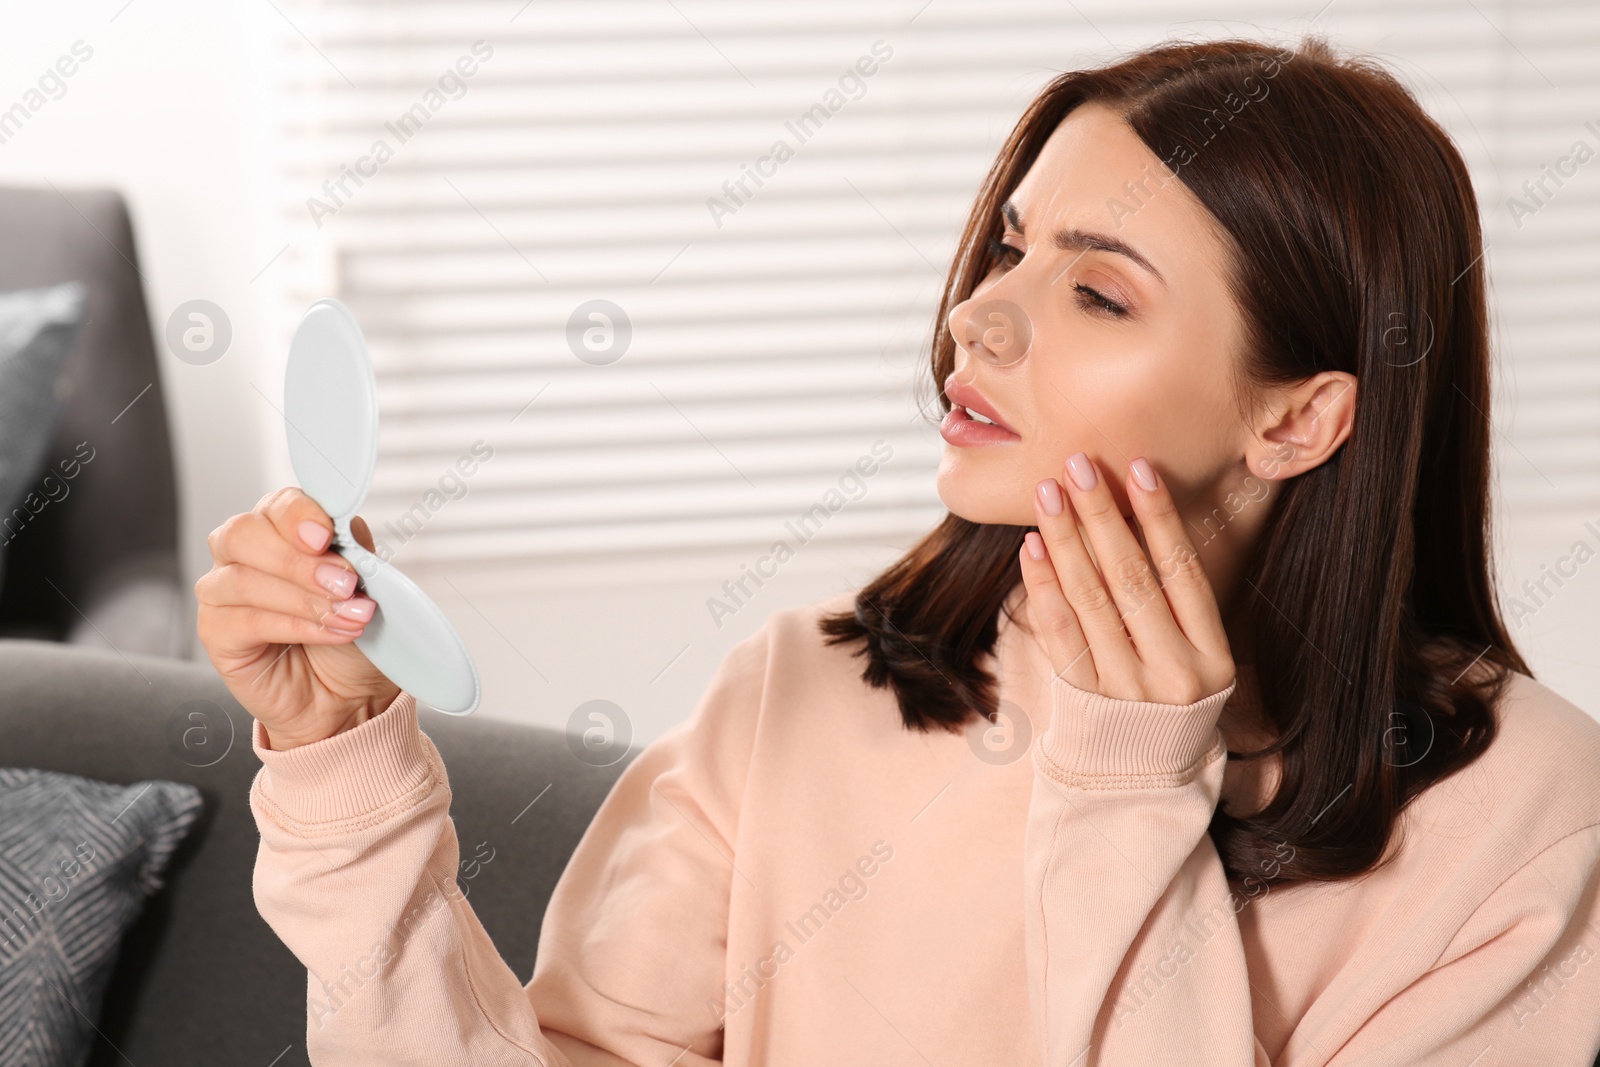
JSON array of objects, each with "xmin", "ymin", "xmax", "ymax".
[{"xmin": 350, "ymin": 515, "xmax": 376, "ymax": 553}]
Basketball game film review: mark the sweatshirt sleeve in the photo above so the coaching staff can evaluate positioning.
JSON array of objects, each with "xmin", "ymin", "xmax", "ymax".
[
  {"xmin": 1023, "ymin": 672, "xmax": 1273, "ymax": 1066},
  {"xmin": 248, "ymin": 626, "xmax": 766, "ymax": 1066},
  {"xmin": 1024, "ymin": 675, "xmax": 1600, "ymax": 1067},
  {"xmin": 249, "ymin": 691, "xmax": 569, "ymax": 1066}
]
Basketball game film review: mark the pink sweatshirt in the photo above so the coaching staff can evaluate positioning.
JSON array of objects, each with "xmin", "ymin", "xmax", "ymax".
[{"xmin": 248, "ymin": 587, "xmax": 1600, "ymax": 1065}]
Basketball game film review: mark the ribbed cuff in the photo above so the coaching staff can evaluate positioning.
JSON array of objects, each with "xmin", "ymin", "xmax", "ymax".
[
  {"xmin": 252, "ymin": 690, "xmax": 434, "ymax": 825},
  {"xmin": 1036, "ymin": 675, "xmax": 1235, "ymax": 787}
]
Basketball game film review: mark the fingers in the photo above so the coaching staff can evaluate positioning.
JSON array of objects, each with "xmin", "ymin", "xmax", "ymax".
[
  {"xmin": 1122, "ymin": 457, "xmax": 1230, "ymax": 659},
  {"xmin": 204, "ymin": 604, "xmax": 367, "ymax": 651},
  {"xmin": 257, "ymin": 486, "xmax": 339, "ymax": 559},
  {"xmin": 1025, "ymin": 466, "xmax": 1141, "ymax": 685},
  {"xmin": 1019, "ymin": 529, "xmax": 1096, "ymax": 688},
  {"xmin": 199, "ymin": 562, "xmax": 373, "ymax": 635},
  {"xmin": 208, "ymin": 489, "xmax": 363, "ymax": 604},
  {"xmin": 199, "ymin": 488, "xmax": 378, "ymax": 657},
  {"xmin": 1057, "ymin": 451, "xmax": 1180, "ymax": 653},
  {"xmin": 1021, "ymin": 452, "xmax": 1234, "ymax": 704}
]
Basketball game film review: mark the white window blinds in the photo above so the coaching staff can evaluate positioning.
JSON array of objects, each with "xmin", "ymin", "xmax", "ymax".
[{"xmin": 272, "ymin": 0, "xmax": 1597, "ymax": 576}]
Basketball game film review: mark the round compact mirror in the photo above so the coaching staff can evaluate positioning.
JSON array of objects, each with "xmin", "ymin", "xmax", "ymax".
[{"xmin": 283, "ymin": 298, "xmax": 481, "ymax": 715}]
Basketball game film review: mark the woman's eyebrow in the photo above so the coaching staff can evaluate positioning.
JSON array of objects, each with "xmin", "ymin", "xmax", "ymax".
[{"xmin": 1000, "ymin": 199, "xmax": 1168, "ymax": 289}]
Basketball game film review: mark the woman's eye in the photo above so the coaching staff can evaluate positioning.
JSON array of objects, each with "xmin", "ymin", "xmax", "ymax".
[
  {"xmin": 986, "ymin": 237, "xmax": 1023, "ymax": 271},
  {"xmin": 984, "ymin": 236, "xmax": 1128, "ymax": 318},
  {"xmin": 1073, "ymin": 283, "xmax": 1128, "ymax": 318}
]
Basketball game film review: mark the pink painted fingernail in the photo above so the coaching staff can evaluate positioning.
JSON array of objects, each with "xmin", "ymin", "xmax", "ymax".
[
  {"xmin": 316, "ymin": 563, "xmax": 356, "ymax": 599},
  {"xmin": 1036, "ymin": 478, "xmax": 1063, "ymax": 516},
  {"xmin": 1130, "ymin": 457, "xmax": 1157, "ymax": 492},
  {"xmin": 1024, "ymin": 531, "xmax": 1046, "ymax": 560},
  {"xmin": 1065, "ymin": 451, "xmax": 1097, "ymax": 491},
  {"xmin": 331, "ymin": 596, "xmax": 375, "ymax": 623},
  {"xmin": 299, "ymin": 520, "xmax": 331, "ymax": 552}
]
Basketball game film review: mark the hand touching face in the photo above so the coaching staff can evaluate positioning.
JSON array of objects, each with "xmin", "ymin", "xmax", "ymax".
[{"xmin": 1020, "ymin": 451, "xmax": 1234, "ymax": 704}]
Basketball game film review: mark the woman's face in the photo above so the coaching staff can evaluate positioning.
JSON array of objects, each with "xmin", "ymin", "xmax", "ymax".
[{"xmin": 936, "ymin": 101, "xmax": 1252, "ymax": 527}]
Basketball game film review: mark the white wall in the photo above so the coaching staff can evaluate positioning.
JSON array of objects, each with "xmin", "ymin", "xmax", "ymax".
[{"xmin": 0, "ymin": 0, "xmax": 288, "ymax": 647}]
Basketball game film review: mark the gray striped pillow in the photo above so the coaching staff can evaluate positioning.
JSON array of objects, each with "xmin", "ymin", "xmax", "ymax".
[{"xmin": 0, "ymin": 768, "xmax": 202, "ymax": 1066}]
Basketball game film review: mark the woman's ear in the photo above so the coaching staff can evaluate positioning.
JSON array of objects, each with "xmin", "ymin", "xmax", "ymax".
[{"xmin": 1245, "ymin": 371, "xmax": 1357, "ymax": 481}]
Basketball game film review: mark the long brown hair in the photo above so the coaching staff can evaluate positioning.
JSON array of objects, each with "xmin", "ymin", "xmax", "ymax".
[{"xmin": 818, "ymin": 34, "xmax": 1528, "ymax": 888}]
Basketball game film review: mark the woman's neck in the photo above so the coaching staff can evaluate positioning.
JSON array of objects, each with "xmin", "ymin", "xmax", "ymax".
[{"xmin": 1174, "ymin": 459, "xmax": 1279, "ymax": 669}]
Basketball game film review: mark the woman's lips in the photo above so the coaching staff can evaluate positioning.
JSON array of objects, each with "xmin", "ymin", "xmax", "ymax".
[{"xmin": 940, "ymin": 405, "xmax": 1021, "ymax": 446}]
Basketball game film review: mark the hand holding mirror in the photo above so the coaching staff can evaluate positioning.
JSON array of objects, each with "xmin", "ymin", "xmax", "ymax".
[{"xmin": 283, "ymin": 298, "xmax": 481, "ymax": 715}]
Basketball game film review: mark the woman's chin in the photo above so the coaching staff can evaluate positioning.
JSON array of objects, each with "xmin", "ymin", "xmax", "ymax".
[{"xmin": 935, "ymin": 465, "xmax": 1030, "ymax": 526}]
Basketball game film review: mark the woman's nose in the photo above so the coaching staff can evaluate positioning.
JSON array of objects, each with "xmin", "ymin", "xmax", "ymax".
[{"xmin": 948, "ymin": 293, "xmax": 1033, "ymax": 366}]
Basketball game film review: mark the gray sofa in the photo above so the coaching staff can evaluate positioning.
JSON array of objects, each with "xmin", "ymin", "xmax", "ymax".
[
  {"xmin": 0, "ymin": 637, "xmax": 634, "ymax": 1066},
  {"xmin": 0, "ymin": 186, "xmax": 185, "ymax": 659}
]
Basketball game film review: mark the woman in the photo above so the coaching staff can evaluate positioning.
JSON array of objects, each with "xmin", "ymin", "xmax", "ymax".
[{"xmin": 196, "ymin": 34, "xmax": 1600, "ymax": 1065}]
